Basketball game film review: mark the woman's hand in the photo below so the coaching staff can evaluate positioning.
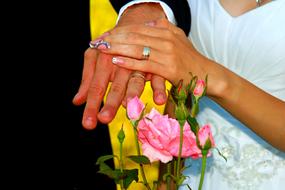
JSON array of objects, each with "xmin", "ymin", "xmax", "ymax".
[{"xmin": 99, "ymin": 18, "xmax": 207, "ymax": 88}]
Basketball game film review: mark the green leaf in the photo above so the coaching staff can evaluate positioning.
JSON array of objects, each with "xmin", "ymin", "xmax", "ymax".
[
  {"xmin": 96, "ymin": 155, "xmax": 116, "ymax": 165},
  {"xmin": 123, "ymin": 169, "xmax": 139, "ymax": 189},
  {"xmin": 112, "ymin": 169, "xmax": 126, "ymax": 184},
  {"xmin": 98, "ymin": 163, "xmax": 122, "ymax": 180},
  {"xmin": 128, "ymin": 155, "xmax": 151, "ymax": 165}
]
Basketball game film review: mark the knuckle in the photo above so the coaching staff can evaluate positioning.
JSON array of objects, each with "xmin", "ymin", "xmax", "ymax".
[
  {"xmin": 84, "ymin": 48, "xmax": 96, "ymax": 60},
  {"xmin": 111, "ymin": 83, "xmax": 125, "ymax": 96},
  {"xmin": 163, "ymin": 40, "xmax": 175, "ymax": 52},
  {"xmin": 164, "ymin": 30, "xmax": 174, "ymax": 39},
  {"xmin": 125, "ymin": 32, "xmax": 136, "ymax": 41},
  {"xmin": 89, "ymin": 83, "xmax": 105, "ymax": 97},
  {"xmin": 98, "ymin": 53, "xmax": 112, "ymax": 67}
]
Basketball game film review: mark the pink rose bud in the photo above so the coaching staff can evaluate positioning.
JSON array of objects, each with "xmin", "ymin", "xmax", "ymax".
[
  {"xmin": 193, "ymin": 79, "xmax": 206, "ymax": 99},
  {"xmin": 138, "ymin": 108, "xmax": 201, "ymax": 163},
  {"xmin": 127, "ymin": 96, "xmax": 145, "ymax": 121},
  {"xmin": 198, "ymin": 124, "xmax": 215, "ymax": 150}
]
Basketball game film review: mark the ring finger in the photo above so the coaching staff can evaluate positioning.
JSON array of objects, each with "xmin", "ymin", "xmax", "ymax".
[{"xmin": 98, "ymin": 43, "xmax": 163, "ymax": 62}]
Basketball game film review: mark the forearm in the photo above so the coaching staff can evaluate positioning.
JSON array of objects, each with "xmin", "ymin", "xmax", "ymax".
[{"xmin": 203, "ymin": 58, "xmax": 285, "ymax": 151}]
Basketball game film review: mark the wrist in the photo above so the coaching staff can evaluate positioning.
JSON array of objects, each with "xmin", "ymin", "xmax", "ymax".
[
  {"xmin": 199, "ymin": 58, "xmax": 232, "ymax": 101},
  {"xmin": 118, "ymin": 3, "xmax": 166, "ymax": 26}
]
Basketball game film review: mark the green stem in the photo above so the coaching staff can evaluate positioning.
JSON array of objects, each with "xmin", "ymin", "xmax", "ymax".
[
  {"xmin": 119, "ymin": 142, "xmax": 124, "ymax": 172},
  {"xmin": 176, "ymin": 123, "xmax": 184, "ymax": 190},
  {"xmin": 133, "ymin": 127, "xmax": 151, "ymax": 190},
  {"xmin": 119, "ymin": 142, "xmax": 126, "ymax": 190},
  {"xmin": 198, "ymin": 155, "xmax": 207, "ymax": 190},
  {"xmin": 166, "ymin": 162, "xmax": 172, "ymax": 190},
  {"xmin": 173, "ymin": 158, "xmax": 177, "ymax": 189}
]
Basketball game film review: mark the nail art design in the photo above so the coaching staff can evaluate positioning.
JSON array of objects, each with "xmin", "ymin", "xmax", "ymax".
[{"xmin": 89, "ymin": 39, "xmax": 111, "ymax": 49}]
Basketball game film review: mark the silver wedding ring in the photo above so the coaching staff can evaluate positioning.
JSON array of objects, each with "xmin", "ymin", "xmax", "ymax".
[
  {"xmin": 130, "ymin": 71, "xmax": 146, "ymax": 81},
  {"xmin": 89, "ymin": 39, "xmax": 111, "ymax": 49},
  {"xmin": 142, "ymin": 46, "xmax": 151, "ymax": 60}
]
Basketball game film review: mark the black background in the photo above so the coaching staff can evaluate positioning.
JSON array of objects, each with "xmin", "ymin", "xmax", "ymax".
[{"xmin": 4, "ymin": 1, "xmax": 116, "ymax": 189}]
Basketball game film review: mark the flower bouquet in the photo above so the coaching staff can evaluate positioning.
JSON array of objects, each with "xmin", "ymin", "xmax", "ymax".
[{"xmin": 96, "ymin": 75, "xmax": 224, "ymax": 190}]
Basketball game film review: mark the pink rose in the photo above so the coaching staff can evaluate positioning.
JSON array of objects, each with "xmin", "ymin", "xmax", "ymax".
[
  {"xmin": 198, "ymin": 124, "xmax": 215, "ymax": 150},
  {"xmin": 127, "ymin": 96, "xmax": 145, "ymax": 121},
  {"xmin": 193, "ymin": 79, "xmax": 206, "ymax": 98},
  {"xmin": 138, "ymin": 108, "xmax": 201, "ymax": 163}
]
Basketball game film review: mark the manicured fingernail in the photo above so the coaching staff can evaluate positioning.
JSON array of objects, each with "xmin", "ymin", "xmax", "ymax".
[
  {"xmin": 112, "ymin": 57, "xmax": 124, "ymax": 64},
  {"xmin": 145, "ymin": 20, "xmax": 156, "ymax": 26}
]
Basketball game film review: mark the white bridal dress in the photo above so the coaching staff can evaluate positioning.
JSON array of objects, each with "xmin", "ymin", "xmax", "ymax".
[{"xmin": 181, "ymin": 0, "xmax": 285, "ymax": 189}]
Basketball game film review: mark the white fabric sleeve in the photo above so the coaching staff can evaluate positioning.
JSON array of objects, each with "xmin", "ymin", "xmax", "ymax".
[{"xmin": 116, "ymin": 0, "xmax": 176, "ymax": 25}]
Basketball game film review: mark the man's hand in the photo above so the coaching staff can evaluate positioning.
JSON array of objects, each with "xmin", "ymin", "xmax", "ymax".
[{"xmin": 73, "ymin": 3, "xmax": 168, "ymax": 130}]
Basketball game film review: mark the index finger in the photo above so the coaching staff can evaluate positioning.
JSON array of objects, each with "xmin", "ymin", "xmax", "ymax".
[{"xmin": 82, "ymin": 53, "xmax": 113, "ymax": 129}]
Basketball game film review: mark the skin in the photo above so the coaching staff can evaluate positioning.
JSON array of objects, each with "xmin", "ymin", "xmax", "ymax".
[
  {"xmin": 73, "ymin": 3, "xmax": 168, "ymax": 130},
  {"xmin": 97, "ymin": 3, "xmax": 285, "ymax": 151}
]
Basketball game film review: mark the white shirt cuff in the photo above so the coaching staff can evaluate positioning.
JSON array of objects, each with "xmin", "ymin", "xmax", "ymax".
[{"xmin": 116, "ymin": 0, "xmax": 176, "ymax": 25}]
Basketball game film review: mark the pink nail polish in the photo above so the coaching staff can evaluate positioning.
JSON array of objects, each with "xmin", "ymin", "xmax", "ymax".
[{"xmin": 112, "ymin": 57, "xmax": 124, "ymax": 64}]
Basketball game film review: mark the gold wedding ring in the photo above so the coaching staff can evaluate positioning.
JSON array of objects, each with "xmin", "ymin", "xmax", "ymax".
[{"xmin": 130, "ymin": 71, "xmax": 146, "ymax": 81}]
